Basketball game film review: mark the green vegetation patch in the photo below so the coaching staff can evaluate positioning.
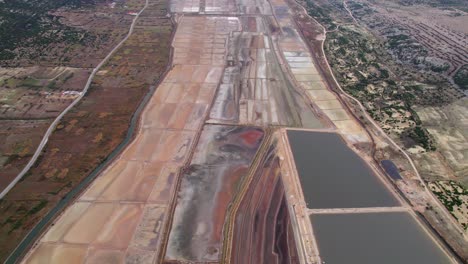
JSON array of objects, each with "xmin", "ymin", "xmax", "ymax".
[
  {"xmin": 0, "ymin": 0, "xmax": 97, "ymax": 61},
  {"xmin": 304, "ymin": 0, "xmax": 459, "ymax": 151},
  {"xmin": 429, "ymin": 180, "xmax": 468, "ymax": 230},
  {"xmin": 27, "ymin": 200, "xmax": 48, "ymax": 216},
  {"xmin": 20, "ymin": 77, "xmax": 42, "ymax": 88},
  {"xmin": 304, "ymin": 0, "xmax": 337, "ymax": 30},
  {"xmin": 454, "ymin": 64, "xmax": 468, "ymax": 90}
]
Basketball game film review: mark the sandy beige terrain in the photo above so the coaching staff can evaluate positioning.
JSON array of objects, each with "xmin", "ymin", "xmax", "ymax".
[
  {"xmin": 21, "ymin": 14, "xmax": 237, "ymax": 264},
  {"xmin": 270, "ymin": 0, "xmax": 369, "ymax": 143},
  {"xmin": 207, "ymin": 20, "xmax": 323, "ymax": 128},
  {"xmin": 17, "ymin": 0, "xmax": 465, "ymax": 263},
  {"xmin": 414, "ymin": 98, "xmax": 468, "ymax": 183},
  {"xmin": 19, "ymin": 0, "xmax": 349, "ymax": 261}
]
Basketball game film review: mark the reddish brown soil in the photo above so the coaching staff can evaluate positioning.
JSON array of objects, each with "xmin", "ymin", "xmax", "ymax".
[
  {"xmin": 0, "ymin": 120, "xmax": 50, "ymax": 190},
  {"xmin": 231, "ymin": 143, "xmax": 299, "ymax": 264},
  {"xmin": 2, "ymin": 1, "xmax": 138, "ymax": 68},
  {"xmin": 0, "ymin": 1, "xmax": 173, "ymax": 261},
  {"xmin": 166, "ymin": 125, "xmax": 265, "ymax": 262}
]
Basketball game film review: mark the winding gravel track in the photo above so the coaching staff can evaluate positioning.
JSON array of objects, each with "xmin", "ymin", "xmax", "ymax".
[{"xmin": 0, "ymin": 0, "xmax": 150, "ymax": 199}]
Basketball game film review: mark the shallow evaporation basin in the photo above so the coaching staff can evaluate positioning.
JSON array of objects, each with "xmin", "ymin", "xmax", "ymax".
[
  {"xmin": 310, "ymin": 212, "xmax": 453, "ymax": 264},
  {"xmin": 286, "ymin": 130, "xmax": 399, "ymax": 209}
]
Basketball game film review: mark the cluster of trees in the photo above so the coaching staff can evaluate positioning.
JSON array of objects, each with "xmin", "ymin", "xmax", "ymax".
[
  {"xmin": 0, "ymin": 0, "xmax": 96, "ymax": 62},
  {"xmin": 324, "ymin": 24, "xmax": 439, "ymax": 150},
  {"xmin": 454, "ymin": 65, "xmax": 468, "ymax": 90}
]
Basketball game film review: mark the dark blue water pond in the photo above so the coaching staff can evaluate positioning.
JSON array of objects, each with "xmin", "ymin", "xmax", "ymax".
[
  {"xmin": 381, "ymin": 160, "xmax": 402, "ymax": 180},
  {"xmin": 310, "ymin": 212, "xmax": 452, "ymax": 264},
  {"xmin": 287, "ymin": 130, "xmax": 399, "ymax": 209}
]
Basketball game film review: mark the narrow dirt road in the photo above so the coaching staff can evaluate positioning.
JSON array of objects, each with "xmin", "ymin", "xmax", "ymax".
[{"xmin": 0, "ymin": 0, "xmax": 151, "ymax": 199}]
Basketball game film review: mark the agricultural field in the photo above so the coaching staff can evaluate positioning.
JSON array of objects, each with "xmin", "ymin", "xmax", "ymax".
[
  {"xmin": 0, "ymin": 67, "xmax": 90, "ymax": 119},
  {"xmin": 0, "ymin": 0, "xmax": 173, "ymax": 261},
  {"xmin": 0, "ymin": 0, "xmax": 147, "ymax": 192},
  {"xmin": 0, "ymin": 66, "xmax": 90, "ymax": 190},
  {"xmin": 298, "ymin": 0, "xmax": 468, "ymax": 230},
  {"xmin": 0, "ymin": 0, "xmax": 137, "ymax": 67}
]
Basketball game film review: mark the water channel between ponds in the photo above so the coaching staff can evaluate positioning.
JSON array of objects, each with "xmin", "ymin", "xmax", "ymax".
[
  {"xmin": 310, "ymin": 212, "xmax": 452, "ymax": 264},
  {"xmin": 286, "ymin": 130, "xmax": 399, "ymax": 209}
]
